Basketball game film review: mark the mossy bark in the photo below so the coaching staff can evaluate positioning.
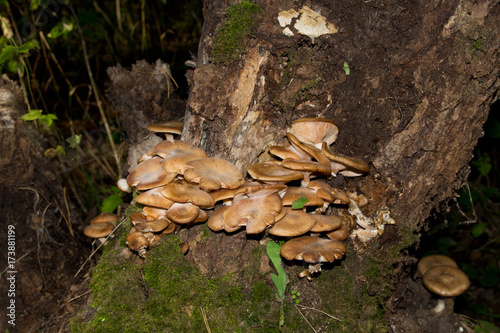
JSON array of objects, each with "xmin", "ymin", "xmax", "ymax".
[{"xmin": 77, "ymin": 0, "xmax": 500, "ymax": 331}]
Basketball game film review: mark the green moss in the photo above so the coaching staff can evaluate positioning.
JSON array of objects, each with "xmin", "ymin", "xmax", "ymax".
[
  {"xmin": 212, "ymin": 1, "xmax": 263, "ymax": 64},
  {"xmin": 73, "ymin": 234, "xmax": 290, "ymax": 332}
]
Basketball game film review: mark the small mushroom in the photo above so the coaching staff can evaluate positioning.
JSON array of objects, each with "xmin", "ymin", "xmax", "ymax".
[
  {"xmin": 135, "ymin": 187, "xmax": 175, "ymax": 209},
  {"xmin": 126, "ymin": 228, "xmax": 150, "ymax": 258},
  {"xmin": 160, "ymin": 179, "xmax": 215, "ymax": 209},
  {"xmin": 247, "ymin": 161, "xmax": 304, "ymax": 184},
  {"xmin": 223, "ymin": 194, "xmax": 282, "ymax": 234},
  {"xmin": 83, "ymin": 222, "xmax": 114, "ymax": 238},
  {"xmin": 126, "ymin": 157, "xmax": 177, "ymax": 190},
  {"xmin": 90, "ymin": 212, "xmax": 119, "ymax": 224},
  {"xmin": 287, "ymin": 118, "xmax": 339, "ymax": 149},
  {"xmin": 268, "ymin": 208, "xmax": 316, "ymax": 237},
  {"xmin": 422, "ymin": 265, "xmax": 470, "ymax": 315},
  {"xmin": 183, "ymin": 157, "xmax": 245, "ymax": 191},
  {"xmin": 417, "ymin": 254, "xmax": 458, "ymax": 277},
  {"xmin": 146, "ymin": 120, "xmax": 183, "ymax": 141},
  {"xmin": 280, "ymin": 236, "xmax": 346, "ymax": 280},
  {"xmin": 322, "ymin": 142, "xmax": 369, "ymax": 177}
]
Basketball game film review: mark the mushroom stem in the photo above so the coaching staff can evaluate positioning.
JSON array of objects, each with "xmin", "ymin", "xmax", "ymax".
[{"xmin": 432, "ymin": 298, "xmax": 446, "ymax": 314}]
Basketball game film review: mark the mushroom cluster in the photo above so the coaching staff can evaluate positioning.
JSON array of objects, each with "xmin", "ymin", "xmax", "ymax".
[
  {"xmin": 83, "ymin": 212, "xmax": 119, "ymax": 242},
  {"xmin": 84, "ymin": 117, "xmax": 393, "ymax": 279},
  {"xmin": 417, "ymin": 254, "xmax": 470, "ymax": 315}
]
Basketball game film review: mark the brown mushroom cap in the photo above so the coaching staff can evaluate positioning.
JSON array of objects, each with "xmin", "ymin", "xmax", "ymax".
[
  {"xmin": 146, "ymin": 121, "xmax": 183, "ymax": 135},
  {"xmin": 280, "ymin": 236, "xmax": 346, "ymax": 263},
  {"xmin": 322, "ymin": 142, "xmax": 369, "ymax": 176},
  {"xmin": 309, "ymin": 213, "xmax": 343, "ymax": 233},
  {"xmin": 152, "ymin": 140, "xmax": 208, "ymax": 174},
  {"xmin": 269, "ymin": 144, "xmax": 310, "ymax": 161},
  {"xmin": 183, "ymin": 157, "xmax": 245, "ymax": 191},
  {"xmin": 126, "ymin": 229, "xmax": 150, "ymax": 252},
  {"xmin": 135, "ymin": 187, "xmax": 175, "ymax": 209},
  {"xmin": 268, "ymin": 208, "xmax": 316, "ymax": 237},
  {"xmin": 417, "ymin": 254, "xmax": 459, "ymax": 276},
  {"xmin": 422, "ymin": 265, "xmax": 470, "ymax": 297},
  {"xmin": 134, "ymin": 219, "xmax": 170, "ymax": 233},
  {"xmin": 83, "ymin": 222, "xmax": 114, "ymax": 238},
  {"xmin": 281, "ymin": 187, "xmax": 324, "ymax": 207},
  {"xmin": 90, "ymin": 212, "xmax": 119, "ymax": 224},
  {"xmin": 223, "ymin": 194, "xmax": 282, "ymax": 234},
  {"xmin": 160, "ymin": 179, "xmax": 215, "ymax": 208},
  {"xmin": 207, "ymin": 205, "xmax": 242, "ymax": 233},
  {"xmin": 142, "ymin": 206, "xmax": 168, "ymax": 220},
  {"xmin": 325, "ymin": 215, "xmax": 353, "ymax": 241},
  {"xmin": 166, "ymin": 202, "xmax": 200, "ymax": 224},
  {"xmin": 247, "ymin": 161, "xmax": 304, "ymax": 183},
  {"xmin": 126, "ymin": 157, "xmax": 177, "ymax": 190},
  {"xmin": 288, "ymin": 118, "xmax": 339, "ymax": 148}
]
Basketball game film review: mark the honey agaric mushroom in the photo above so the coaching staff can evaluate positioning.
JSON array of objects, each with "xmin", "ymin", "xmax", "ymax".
[
  {"xmin": 135, "ymin": 187, "xmax": 175, "ymax": 209},
  {"xmin": 207, "ymin": 205, "xmax": 242, "ymax": 233},
  {"xmin": 90, "ymin": 212, "xmax": 119, "ymax": 224},
  {"xmin": 160, "ymin": 179, "xmax": 215, "ymax": 209},
  {"xmin": 134, "ymin": 219, "xmax": 170, "ymax": 233},
  {"xmin": 285, "ymin": 132, "xmax": 331, "ymax": 185},
  {"xmin": 326, "ymin": 215, "xmax": 353, "ymax": 241},
  {"xmin": 166, "ymin": 202, "xmax": 200, "ymax": 224},
  {"xmin": 268, "ymin": 208, "xmax": 316, "ymax": 237},
  {"xmin": 154, "ymin": 140, "xmax": 208, "ymax": 174},
  {"xmin": 117, "ymin": 178, "xmax": 132, "ymax": 193},
  {"xmin": 417, "ymin": 254, "xmax": 459, "ymax": 277},
  {"xmin": 281, "ymin": 187, "xmax": 324, "ymax": 207},
  {"xmin": 146, "ymin": 120, "xmax": 183, "ymax": 141},
  {"xmin": 288, "ymin": 118, "xmax": 339, "ymax": 149},
  {"xmin": 223, "ymin": 194, "xmax": 282, "ymax": 234},
  {"xmin": 422, "ymin": 265, "xmax": 470, "ymax": 315},
  {"xmin": 126, "ymin": 228, "xmax": 150, "ymax": 258},
  {"xmin": 183, "ymin": 157, "xmax": 245, "ymax": 191},
  {"xmin": 126, "ymin": 157, "xmax": 176, "ymax": 190},
  {"xmin": 269, "ymin": 144, "xmax": 310, "ymax": 161},
  {"xmin": 322, "ymin": 142, "xmax": 369, "ymax": 177},
  {"xmin": 309, "ymin": 213, "xmax": 343, "ymax": 233},
  {"xmin": 142, "ymin": 206, "xmax": 168, "ymax": 220},
  {"xmin": 83, "ymin": 223, "xmax": 114, "ymax": 238},
  {"xmin": 280, "ymin": 236, "xmax": 346, "ymax": 280},
  {"xmin": 247, "ymin": 161, "xmax": 304, "ymax": 184}
]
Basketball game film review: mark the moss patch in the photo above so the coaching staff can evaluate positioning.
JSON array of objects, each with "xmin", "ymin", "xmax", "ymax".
[{"xmin": 212, "ymin": 1, "xmax": 263, "ymax": 64}]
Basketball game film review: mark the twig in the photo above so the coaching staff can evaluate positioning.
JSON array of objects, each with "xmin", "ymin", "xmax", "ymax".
[
  {"xmin": 295, "ymin": 304, "xmax": 318, "ymax": 333},
  {"xmin": 296, "ymin": 304, "xmax": 342, "ymax": 321},
  {"xmin": 74, "ymin": 218, "xmax": 126, "ymax": 278},
  {"xmin": 201, "ymin": 307, "xmax": 211, "ymax": 333}
]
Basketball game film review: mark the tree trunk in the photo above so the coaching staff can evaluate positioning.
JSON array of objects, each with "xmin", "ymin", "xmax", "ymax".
[{"xmin": 82, "ymin": 1, "xmax": 499, "ymax": 332}]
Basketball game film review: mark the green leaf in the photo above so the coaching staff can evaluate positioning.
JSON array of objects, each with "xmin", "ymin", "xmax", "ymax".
[
  {"xmin": 48, "ymin": 18, "xmax": 74, "ymax": 38},
  {"xmin": 471, "ymin": 222, "xmax": 487, "ymax": 238},
  {"xmin": 17, "ymin": 40, "xmax": 39, "ymax": 54},
  {"xmin": 39, "ymin": 114, "xmax": 58, "ymax": 127},
  {"xmin": 100, "ymin": 187, "xmax": 123, "ymax": 213},
  {"xmin": 0, "ymin": 45, "xmax": 15, "ymax": 65},
  {"xmin": 66, "ymin": 134, "xmax": 82, "ymax": 148},
  {"xmin": 30, "ymin": 0, "xmax": 41, "ymax": 10},
  {"xmin": 20, "ymin": 109, "xmax": 42, "ymax": 121},
  {"xmin": 292, "ymin": 196, "xmax": 309, "ymax": 209},
  {"xmin": 266, "ymin": 241, "xmax": 287, "ymax": 300},
  {"xmin": 343, "ymin": 62, "xmax": 350, "ymax": 75}
]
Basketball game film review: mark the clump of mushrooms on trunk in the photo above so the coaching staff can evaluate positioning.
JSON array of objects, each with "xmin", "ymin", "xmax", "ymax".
[{"xmin": 84, "ymin": 117, "xmax": 394, "ymax": 280}]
